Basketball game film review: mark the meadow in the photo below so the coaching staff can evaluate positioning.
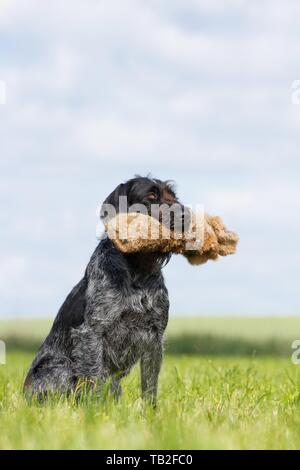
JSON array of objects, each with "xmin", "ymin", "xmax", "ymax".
[{"xmin": 1, "ymin": 317, "xmax": 300, "ymax": 450}]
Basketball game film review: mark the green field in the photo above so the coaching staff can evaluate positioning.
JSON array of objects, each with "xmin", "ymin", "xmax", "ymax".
[{"xmin": 1, "ymin": 317, "xmax": 300, "ymax": 450}]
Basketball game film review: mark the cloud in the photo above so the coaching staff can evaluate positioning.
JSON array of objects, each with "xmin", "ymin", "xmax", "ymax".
[
  {"xmin": 0, "ymin": 255, "xmax": 26, "ymax": 285},
  {"xmin": 0, "ymin": 0, "xmax": 299, "ymax": 317}
]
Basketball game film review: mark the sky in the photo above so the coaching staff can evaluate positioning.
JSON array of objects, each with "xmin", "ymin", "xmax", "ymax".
[{"xmin": 0, "ymin": 0, "xmax": 299, "ymax": 318}]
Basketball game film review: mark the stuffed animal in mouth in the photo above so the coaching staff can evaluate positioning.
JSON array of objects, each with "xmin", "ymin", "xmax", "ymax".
[{"xmin": 104, "ymin": 211, "xmax": 238, "ymax": 266}]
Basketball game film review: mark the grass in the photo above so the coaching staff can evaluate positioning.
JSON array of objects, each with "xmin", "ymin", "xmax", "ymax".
[{"xmin": 1, "ymin": 317, "xmax": 300, "ymax": 449}]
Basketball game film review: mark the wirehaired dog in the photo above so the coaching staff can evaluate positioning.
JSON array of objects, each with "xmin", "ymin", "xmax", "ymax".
[{"xmin": 24, "ymin": 176, "xmax": 187, "ymax": 404}]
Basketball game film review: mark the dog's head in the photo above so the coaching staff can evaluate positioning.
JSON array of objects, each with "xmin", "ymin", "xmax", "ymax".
[{"xmin": 101, "ymin": 175, "xmax": 191, "ymax": 232}]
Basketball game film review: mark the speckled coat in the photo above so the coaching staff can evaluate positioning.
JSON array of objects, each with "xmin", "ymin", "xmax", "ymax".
[{"xmin": 24, "ymin": 235, "xmax": 169, "ymax": 403}]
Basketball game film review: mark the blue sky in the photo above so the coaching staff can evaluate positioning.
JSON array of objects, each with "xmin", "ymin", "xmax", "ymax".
[{"xmin": 0, "ymin": 0, "xmax": 299, "ymax": 318}]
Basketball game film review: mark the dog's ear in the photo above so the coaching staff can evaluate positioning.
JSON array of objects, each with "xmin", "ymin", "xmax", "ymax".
[
  {"xmin": 102, "ymin": 183, "xmax": 126, "ymax": 210},
  {"xmin": 101, "ymin": 182, "xmax": 134, "ymax": 222}
]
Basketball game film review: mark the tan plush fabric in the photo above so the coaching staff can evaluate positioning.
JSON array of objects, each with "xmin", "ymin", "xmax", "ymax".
[{"xmin": 105, "ymin": 212, "xmax": 238, "ymax": 265}]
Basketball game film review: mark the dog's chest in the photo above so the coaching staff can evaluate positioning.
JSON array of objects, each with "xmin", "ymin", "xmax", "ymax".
[
  {"xmin": 108, "ymin": 286, "xmax": 168, "ymax": 337},
  {"xmin": 101, "ymin": 284, "xmax": 168, "ymax": 372}
]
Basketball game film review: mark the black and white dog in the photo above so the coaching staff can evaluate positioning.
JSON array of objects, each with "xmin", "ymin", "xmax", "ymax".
[{"xmin": 24, "ymin": 176, "xmax": 187, "ymax": 404}]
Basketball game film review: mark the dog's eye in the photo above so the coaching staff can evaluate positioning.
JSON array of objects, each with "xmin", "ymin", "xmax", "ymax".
[{"xmin": 148, "ymin": 192, "xmax": 158, "ymax": 200}]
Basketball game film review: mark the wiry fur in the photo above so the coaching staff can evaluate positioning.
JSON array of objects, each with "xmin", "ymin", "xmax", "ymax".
[
  {"xmin": 23, "ymin": 175, "xmax": 238, "ymax": 404},
  {"xmin": 23, "ymin": 176, "xmax": 178, "ymax": 404},
  {"xmin": 24, "ymin": 235, "xmax": 169, "ymax": 403}
]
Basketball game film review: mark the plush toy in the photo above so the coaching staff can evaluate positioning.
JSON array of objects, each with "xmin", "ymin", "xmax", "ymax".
[{"xmin": 105, "ymin": 211, "xmax": 238, "ymax": 266}]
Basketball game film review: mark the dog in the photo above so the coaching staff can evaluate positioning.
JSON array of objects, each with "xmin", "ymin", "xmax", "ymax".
[{"xmin": 24, "ymin": 176, "xmax": 187, "ymax": 404}]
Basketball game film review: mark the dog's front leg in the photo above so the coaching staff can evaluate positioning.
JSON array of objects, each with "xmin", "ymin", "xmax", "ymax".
[
  {"xmin": 110, "ymin": 375, "xmax": 123, "ymax": 401},
  {"xmin": 140, "ymin": 342, "xmax": 163, "ymax": 406}
]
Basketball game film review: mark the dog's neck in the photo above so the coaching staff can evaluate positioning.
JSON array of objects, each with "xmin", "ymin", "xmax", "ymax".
[{"xmin": 125, "ymin": 252, "xmax": 170, "ymax": 277}]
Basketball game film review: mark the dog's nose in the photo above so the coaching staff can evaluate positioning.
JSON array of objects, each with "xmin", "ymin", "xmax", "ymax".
[{"xmin": 169, "ymin": 204, "xmax": 191, "ymax": 233}]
